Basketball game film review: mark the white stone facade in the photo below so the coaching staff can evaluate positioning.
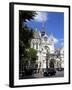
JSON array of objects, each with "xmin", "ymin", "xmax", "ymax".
[{"xmin": 31, "ymin": 30, "xmax": 64, "ymax": 70}]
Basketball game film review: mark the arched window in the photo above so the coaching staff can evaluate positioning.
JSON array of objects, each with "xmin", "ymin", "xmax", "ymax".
[
  {"xmin": 45, "ymin": 46, "xmax": 50, "ymax": 52},
  {"xmin": 44, "ymin": 36, "xmax": 47, "ymax": 41},
  {"xmin": 33, "ymin": 43, "xmax": 35, "ymax": 48}
]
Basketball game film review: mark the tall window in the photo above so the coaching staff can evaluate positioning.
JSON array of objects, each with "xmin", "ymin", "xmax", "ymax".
[
  {"xmin": 44, "ymin": 37, "xmax": 47, "ymax": 41},
  {"xmin": 36, "ymin": 56, "xmax": 38, "ymax": 60},
  {"xmin": 45, "ymin": 46, "xmax": 50, "ymax": 52},
  {"xmin": 36, "ymin": 43, "xmax": 38, "ymax": 49}
]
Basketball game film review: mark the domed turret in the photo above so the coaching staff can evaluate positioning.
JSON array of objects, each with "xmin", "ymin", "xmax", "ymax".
[{"xmin": 41, "ymin": 31, "xmax": 45, "ymax": 36}]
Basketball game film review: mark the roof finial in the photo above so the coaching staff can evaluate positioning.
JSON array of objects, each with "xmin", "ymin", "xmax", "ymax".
[
  {"xmin": 41, "ymin": 16, "xmax": 45, "ymax": 36},
  {"xmin": 42, "ymin": 15, "xmax": 45, "ymax": 31}
]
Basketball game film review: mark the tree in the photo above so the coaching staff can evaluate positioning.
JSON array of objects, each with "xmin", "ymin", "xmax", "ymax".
[
  {"xmin": 19, "ymin": 26, "xmax": 33, "ymax": 60},
  {"xmin": 20, "ymin": 48, "xmax": 37, "ymax": 69},
  {"xmin": 19, "ymin": 11, "xmax": 36, "ymax": 59},
  {"xmin": 19, "ymin": 10, "xmax": 36, "ymax": 29},
  {"xmin": 27, "ymin": 48, "xmax": 37, "ymax": 67},
  {"xmin": 19, "ymin": 11, "xmax": 37, "ymax": 73}
]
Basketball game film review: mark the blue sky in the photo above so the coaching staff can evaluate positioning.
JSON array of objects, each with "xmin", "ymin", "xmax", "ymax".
[{"xmin": 25, "ymin": 11, "xmax": 64, "ymax": 48}]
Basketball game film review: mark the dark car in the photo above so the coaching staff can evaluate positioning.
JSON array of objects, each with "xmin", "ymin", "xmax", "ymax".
[
  {"xmin": 57, "ymin": 68, "xmax": 64, "ymax": 71},
  {"xmin": 43, "ymin": 68, "xmax": 56, "ymax": 77}
]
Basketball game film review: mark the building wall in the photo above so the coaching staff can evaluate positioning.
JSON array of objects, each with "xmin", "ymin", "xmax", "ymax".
[{"xmin": 31, "ymin": 32, "xmax": 64, "ymax": 69}]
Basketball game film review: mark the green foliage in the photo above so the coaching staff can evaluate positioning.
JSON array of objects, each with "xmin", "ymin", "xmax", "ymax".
[
  {"xmin": 27, "ymin": 48, "xmax": 37, "ymax": 65},
  {"xmin": 20, "ymin": 48, "xmax": 37, "ymax": 68},
  {"xmin": 19, "ymin": 25, "xmax": 33, "ymax": 60},
  {"xmin": 19, "ymin": 10, "xmax": 36, "ymax": 29},
  {"xmin": 19, "ymin": 11, "xmax": 37, "ymax": 70}
]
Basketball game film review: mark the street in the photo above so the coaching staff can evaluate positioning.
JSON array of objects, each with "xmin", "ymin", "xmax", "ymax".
[
  {"xmin": 33, "ymin": 70, "xmax": 64, "ymax": 78},
  {"xmin": 20, "ymin": 70, "xmax": 64, "ymax": 79}
]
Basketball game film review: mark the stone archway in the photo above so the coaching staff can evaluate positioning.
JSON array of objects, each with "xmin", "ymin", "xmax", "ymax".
[{"xmin": 49, "ymin": 59, "xmax": 55, "ymax": 68}]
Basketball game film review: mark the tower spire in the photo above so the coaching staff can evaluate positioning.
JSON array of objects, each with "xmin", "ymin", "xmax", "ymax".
[
  {"xmin": 42, "ymin": 18, "xmax": 44, "ymax": 30},
  {"xmin": 41, "ymin": 16, "xmax": 45, "ymax": 36},
  {"xmin": 42, "ymin": 15, "xmax": 45, "ymax": 31}
]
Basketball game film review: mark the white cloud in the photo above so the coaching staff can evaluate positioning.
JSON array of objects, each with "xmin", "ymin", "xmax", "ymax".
[
  {"xmin": 53, "ymin": 38, "xmax": 64, "ymax": 46},
  {"xmin": 53, "ymin": 37, "xmax": 59, "ymax": 44},
  {"xmin": 49, "ymin": 34, "xmax": 64, "ymax": 48},
  {"xmin": 49, "ymin": 34, "xmax": 59, "ymax": 44},
  {"xmin": 34, "ymin": 12, "xmax": 48, "ymax": 22},
  {"xmin": 59, "ymin": 38, "xmax": 64, "ymax": 46}
]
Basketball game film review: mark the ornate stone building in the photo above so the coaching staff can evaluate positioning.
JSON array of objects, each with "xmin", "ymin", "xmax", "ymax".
[{"xmin": 31, "ymin": 27, "xmax": 64, "ymax": 70}]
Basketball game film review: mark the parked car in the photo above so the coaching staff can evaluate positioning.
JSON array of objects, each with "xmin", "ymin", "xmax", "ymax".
[
  {"xmin": 43, "ymin": 68, "xmax": 56, "ymax": 76},
  {"xmin": 57, "ymin": 68, "xmax": 64, "ymax": 71}
]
